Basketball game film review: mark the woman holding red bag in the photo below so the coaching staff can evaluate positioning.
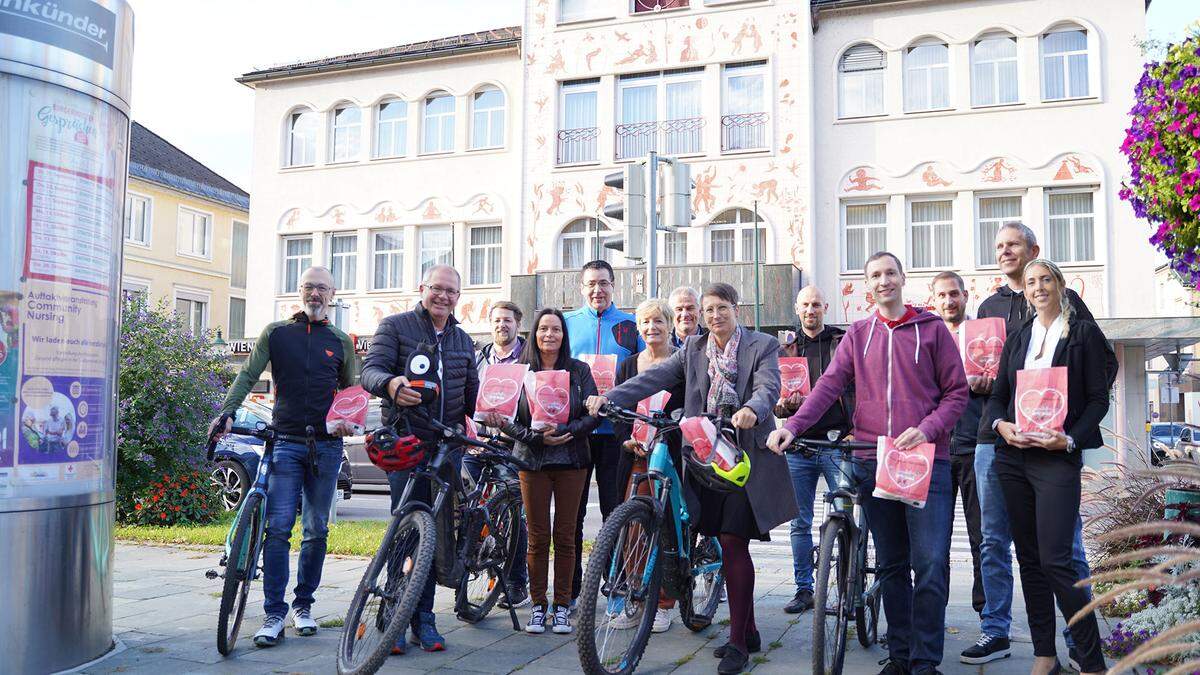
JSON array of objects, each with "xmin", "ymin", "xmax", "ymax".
[
  {"xmin": 483, "ymin": 308, "xmax": 600, "ymax": 637},
  {"xmin": 982, "ymin": 258, "xmax": 1109, "ymax": 675}
]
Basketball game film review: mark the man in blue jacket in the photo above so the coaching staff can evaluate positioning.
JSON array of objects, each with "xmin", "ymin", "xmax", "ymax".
[{"xmin": 562, "ymin": 259, "xmax": 643, "ymax": 608}]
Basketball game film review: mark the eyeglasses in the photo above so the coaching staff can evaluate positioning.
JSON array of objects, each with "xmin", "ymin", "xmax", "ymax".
[
  {"xmin": 582, "ymin": 280, "xmax": 613, "ymax": 290},
  {"xmin": 301, "ymin": 284, "xmax": 331, "ymax": 294},
  {"xmin": 425, "ymin": 284, "xmax": 461, "ymax": 298}
]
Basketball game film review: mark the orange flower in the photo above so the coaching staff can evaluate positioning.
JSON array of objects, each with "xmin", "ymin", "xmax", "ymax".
[
  {"xmin": 159, "ymin": 512, "xmax": 167, "ymax": 519},
  {"xmin": 173, "ymin": 505, "xmax": 180, "ymax": 512},
  {"xmin": 181, "ymin": 489, "xmax": 189, "ymax": 497},
  {"xmin": 134, "ymin": 503, "xmax": 143, "ymax": 511}
]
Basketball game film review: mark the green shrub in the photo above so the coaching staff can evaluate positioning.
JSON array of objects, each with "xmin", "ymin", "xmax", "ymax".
[{"xmin": 127, "ymin": 468, "xmax": 222, "ymax": 526}]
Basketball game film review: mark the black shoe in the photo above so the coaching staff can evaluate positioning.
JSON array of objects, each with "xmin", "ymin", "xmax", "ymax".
[
  {"xmin": 713, "ymin": 631, "xmax": 760, "ymax": 658},
  {"xmin": 877, "ymin": 657, "xmax": 910, "ymax": 675},
  {"xmin": 1067, "ymin": 647, "xmax": 1082, "ymax": 672},
  {"xmin": 717, "ymin": 644, "xmax": 749, "ymax": 674},
  {"xmin": 960, "ymin": 634, "xmax": 1011, "ymax": 664},
  {"xmin": 499, "ymin": 585, "xmax": 530, "ymax": 609},
  {"xmin": 784, "ymin": 588, "xmax": 814, "ymax": 614}
]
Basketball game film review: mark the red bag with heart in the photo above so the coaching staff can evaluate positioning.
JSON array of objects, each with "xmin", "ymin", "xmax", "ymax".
[
  {"xmin": 632, "ymin": 391, "xmax": 672, "ymax": 445},
  {"xmin": 1015, "ymin": 366, "xmax": 1069, "ymax": 435},
  {"xmin": 873, "ymin": 436, "xmax": 936, "ymax": 508},
  {"xmin": 326, "ymin": 385, "xmax": 370, "ymax": 435},
  {"xmin": 778, "ymin": 356, "xmax": 812, "ymax": 398},
  {"xmin": 961, "ymin": 318, "xmax": 1006, "ymax": 378},
  {"xmin": 679, "ymin": 415, "xmax": 739, "ymax": 472},
  {"xmin": 475, "ymin": 363, "xmax": 529, "ymax": 424},
  {"xmin": 526, "ymin": 369, "xmax": 571, "ymax": 430},
  {"xmin": 581, "ymin": 353, "xmax": 618, "ymax": 395}
]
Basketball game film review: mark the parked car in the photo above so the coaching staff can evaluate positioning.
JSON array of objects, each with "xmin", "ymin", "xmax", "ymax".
[
  {"xmin": 209, "ymin": 400, "xmax": 353, "ymax": 510},
  {"xmin": 344, "ymin": 399, "xmax": 388, "ymax": 490},
  {"xmin": 1171, "ymin": 423, "xmax": 1200, "ymax": 462},
  {"xmin": 1150, "ymin": 422, "xmax": 1187, "ymax": 466}
]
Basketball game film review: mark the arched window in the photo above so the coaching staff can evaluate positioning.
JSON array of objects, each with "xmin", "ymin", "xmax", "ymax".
[
  {"xmin": 559, "ymin": 217, "xmax": 624, "ymax": 269},
  {"xmin": 471, "ymin": 86, "xmax": 505, "ymax": 150},
  {"xmin": 839, "ymin": 43, "xmax": 886, "ymax": 118},
  {"xmin": 1041, "ymin": 26, "xmax": 1089, "ymax": 101},
  {"xmin": 374, "ymin": 98, "xmax": 408, "ymax": 158},
  {"xmin": 904, "ymin": 40, "xmax": 950, "ymax": 112},
  {"xmin": 286, "ymin": 108, "xmax": 318, "ymax": 166},
  {"xmin": 708, "ymin": 208, "xmax": 766, "ymax": 263},
  {"xmin": 422, "ymin": 91, "xmax": 455, "ymax": 154},
  {"xmin": 972, "ymin": 33, "xmax": 1018, "ymax": 106},
  {"xmin": 330, "ymin": 104, "xmax": 361, "ymax": 162}
]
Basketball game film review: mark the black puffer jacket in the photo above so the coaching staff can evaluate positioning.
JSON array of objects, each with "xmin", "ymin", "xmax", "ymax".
[
  {"xmin": 499, "ymin": 357, "xmax": 601, "ymax": 470},
  {"xmin": 361, "ymin": 303, "xmax": 479, "ymax": 442}
]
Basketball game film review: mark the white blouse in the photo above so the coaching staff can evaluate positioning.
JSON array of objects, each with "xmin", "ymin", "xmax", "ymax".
[{"xmin": 1024, "ymin": 314, "xmax": 1065, "ymax": 370}]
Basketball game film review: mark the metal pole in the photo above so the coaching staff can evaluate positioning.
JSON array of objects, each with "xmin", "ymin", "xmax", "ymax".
[
  {"xmin": 753, "ymin": 200, "xmax": 762, "ymax": 331},
  {"xmin": 647, "ymin": 151, "xmax": 659, "ymax": 299}
]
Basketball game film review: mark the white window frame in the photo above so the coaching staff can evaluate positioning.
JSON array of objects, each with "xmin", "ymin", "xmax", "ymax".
[
  {"xmin": 467, "ymin": 224, "xmax": 503, "ymax": 286},
  {"xmin": 838, "ymin": 43, "xmax": 887, "ymax": 119},
  {"xmin": 176, "ymin": 205, "xmax": 213, "ymax": 260},
  {"xmin": 974, "ymin": 192, "xmax": 1024, "ymax": 269},
  {"xmin": 418, "ymin": 225, "xmax": 454, "ymax": 280},
  {"xmin": 841, "ymin": 201, "xmax": 888, "ymax": 273},
  {"xmin": 904, "ymin": 40, "xmax": 951, "ymax": 113},
  {"xmin": 281, "ymin": 235, "xmax": 313, "ymax": 294},
  {"xmin": 173, "ymin": 286, "xmax": 211, "ymax": 336},
  {"xmin": 616, "ymin": 68, "xmax": 705, "ymax": 160},
  {"xmin": 329, "ymin": 104, "xmax": 362, "ymax": 163},
  {"xmin": 328, "ymin": 232, "xmax": 358, "ymax": 291},
  {"xmin": 372, "ymin": 229, "xmax": 405, "ymax": 291},
  {"xmin": 558, "ymin": 79, "xmax": 601, "ymax": 165},
  {"xmin": 286, "ymin": 108, "xmax": 317, "ymax": 167},
  {"xmin": 123, "ymin": 190, "xmax": 152, "ymax": 247},
  {"xmin": 971, "ymin": 34, "xmax": 1019, "ymax": 107},
  {"xmin": 1041, "ymin": 27, "xmax": 1090, "ymax": 101},
  {"xmin": 707, "ymin": 208, "xmax": 767, "ymax": 264},
  {"xmin": 721, "ymin": 60, "xmax": 769, "ymax": 152},
  {"xmin": 1044, "ymin": 187, "xmax": 1097, "ymax": 264},
  {"xmin": 907, "ymin": 197, "xmax": 955, "ymax": 270},
  {"xmin": 374, "ymin": 98, "xmax": 408, "ymax": 159},
  {"xmin": 660, "ymin": 230, "xmax": 688, "ymax": 265},
  {"xmin": 228, "ymin": 296, "xmax": 247, "ymax": 340},
  {"xmin": 470, "ymin": 87, "xmax": 505, "ymax": 150},
  {"xmin": 422, "ymin": 92, "xmax": 456, "ymax": 155},
  {"xmin": 558, "ymin": 218, "xmax": 625, "ymax": 269},
  {"xmin": 121, "ymin": 276, "xmax": 151, "ymax": 303},
  {"xmin": 231, "ymin": 220, "xmax": 249, "ymax": 290}
]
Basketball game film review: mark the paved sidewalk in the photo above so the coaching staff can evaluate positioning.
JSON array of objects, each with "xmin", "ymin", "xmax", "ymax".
[{"xmin": 82, "ymin": 541, "xmax": 1111, "ymax": 675}]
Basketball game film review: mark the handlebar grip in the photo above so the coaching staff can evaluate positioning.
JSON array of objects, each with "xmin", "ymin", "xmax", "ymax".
[{"xmin": 205, "ymin": 414, "xmax": 233, "ymax": 461}]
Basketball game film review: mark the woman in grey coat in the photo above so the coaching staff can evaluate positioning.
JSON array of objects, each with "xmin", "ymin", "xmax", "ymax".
[{"xmin": 587, "ymin": 283, "xmax": 797, "ymax": 675}]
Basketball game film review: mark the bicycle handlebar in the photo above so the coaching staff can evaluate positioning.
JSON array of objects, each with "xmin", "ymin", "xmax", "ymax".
[
  {"xmin": 416, "ymin": 410, "xmax": 533, "ymax": 471},
  {"xmin": 787, "ymin": 436, "xmax": 877, "ymax": 457},
  {"xmin": 596, "ymin": 401, "xmax": 718, "ymax": 429}
]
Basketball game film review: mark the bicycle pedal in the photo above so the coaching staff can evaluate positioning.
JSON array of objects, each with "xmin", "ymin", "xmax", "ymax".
[{"xmin": 205, "ymin": 569, "xmax": 219, "ymax": 580}]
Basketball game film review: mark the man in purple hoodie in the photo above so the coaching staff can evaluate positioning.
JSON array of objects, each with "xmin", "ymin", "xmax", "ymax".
[{"xmin": 768, "ymin": 251, "xmax": 969, "ymax": 675}]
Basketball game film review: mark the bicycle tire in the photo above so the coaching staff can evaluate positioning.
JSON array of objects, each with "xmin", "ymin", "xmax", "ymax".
[
  {"xmin": 216, "ymin": 492, "xmax": 263, "ymax": 656},
  {"xmin": 856, "ymin": 537, "xmax": 880, "ymax": 648},
  {"xmin": 455, "ymin": 487, "xmax": 523, "ymax": 624},
  {"xmin": 577, "ymin": 498, "xmax": 662, "ymax": 675},
  {"xmin": 337, "ymin": 509, "xmax": 436, "ymax": 675},
  {"xmin": 812, "ymin": 519, "xmax": 851, "ymax": 675},
  {"xmin": 678, "ymin": 532, "xmax": 724, "ymax": 632}
]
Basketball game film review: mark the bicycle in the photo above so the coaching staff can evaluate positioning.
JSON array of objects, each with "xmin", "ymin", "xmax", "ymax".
[
  {"xmin": 786, "ymin": 434, "xmax": 883, "ymax": 675},
  {"xmin": 336, "ymin": 411, "xmax": 532, "ymax": 675},
  {"xmin": 203, "ymin": 418, "xmax": 318, "ymax": 656},
  {"xmin": 576, "ymin": 403, "xmax": 726, "ymax": 675}
]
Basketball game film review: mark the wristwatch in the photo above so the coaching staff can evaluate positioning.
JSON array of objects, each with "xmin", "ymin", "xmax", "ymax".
[{"xmin": 1064, "ymin": 435, "xmax": 1076, "ymax": 453}]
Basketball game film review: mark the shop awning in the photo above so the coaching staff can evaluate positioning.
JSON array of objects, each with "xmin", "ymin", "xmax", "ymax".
[{"xmin": 1096, "ymin": 317, "xmax": 1200, "ymax": 361}]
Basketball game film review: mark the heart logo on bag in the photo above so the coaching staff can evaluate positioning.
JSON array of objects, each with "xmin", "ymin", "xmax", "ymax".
[
  {"xmin": 884, "ymin": 448, "xmax": 931, "ymax": 490},
  {"xmin": 481, "ymin": 378, "xmax": 520, "ymax": 407},
  {"xmin": 966, "ymin": 336, "xmax": 1004, "ymax": 373},
  {"xmin": 1017, "ymin": 388, "xmax": 1066, "ymax": 430},
  {"xmin": 332, "ymin": 392, "xmax": 369, "ymax": 417},
  {"xmin": 536, "ymin": 386, "xmax": 569, "ymax": 417},
  {"xmin": 593, "ymin": 370, "xmax": 615, "ymax": 393},
  {"xmin": 780, "ymin": 362, "xmax": 810, "ymax": 394}
]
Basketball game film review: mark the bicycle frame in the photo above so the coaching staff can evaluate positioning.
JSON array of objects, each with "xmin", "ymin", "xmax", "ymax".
[{"xmin": 819, "ymin": 449, "xmax": 877, "ymax": 623}]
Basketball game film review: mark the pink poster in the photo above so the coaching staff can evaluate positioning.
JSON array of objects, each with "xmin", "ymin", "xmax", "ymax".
[
  {"xmin": 779, "ymin": 357, "xmax": 811, "ymax": 398},
  {"xmin": 475, "ymin": 363, "xmax": 529, "ymax": 424},
  {"xmin": 961, "ymin": 318, "xmax": 1006, "ymax": 378},
  {"xmin": 326, "ymin": 385, "xmax": 369, "ymax": 435},
  {"xmin": 580, "ymin": 353, "xmax": 617, "ymax": 395},
  {"xmin": 632, "ymin": 391, "xmax": 671, "ymax": 445},
  {"xmin": 1015, "ymin": 367, "xmax": 1069, "ymax": 435},
  {"xmin": 873, "ymin": 436, "xmax": 935, "ymax": 508},
  {"xmin": 526, "ymin": 370, "xmax": 570, "ymax": 429}
]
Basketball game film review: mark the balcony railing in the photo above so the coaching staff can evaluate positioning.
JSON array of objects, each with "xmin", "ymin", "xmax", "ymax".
[
  {"xmin": 633, "ymin": 0, "xmax": 689, "ymax": 12},
  {"xmin": 721, "ymin": 112, "xmax": 769, "ymax": 152},
  {"xmin": 556, "ymin": 127, "xmax": 599, "ymax": 164},
  {"xmin": 615, "ymin": 117, "xmax": 704, "ymax": 160}
]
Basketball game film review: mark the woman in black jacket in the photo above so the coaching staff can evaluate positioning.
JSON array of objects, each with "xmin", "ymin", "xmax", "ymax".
[
  {"xmin": 483, "ymin": 308, "xmax": 599, "ymax": 637},
  {"xmin": 983, "ymin": 258, "xmax": 1108, "ymax": 675}
]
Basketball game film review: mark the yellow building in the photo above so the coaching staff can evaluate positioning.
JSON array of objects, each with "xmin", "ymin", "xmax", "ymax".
[{"xmin": 121, "ymin": 122, "xmax": 250, "ymax": 338}]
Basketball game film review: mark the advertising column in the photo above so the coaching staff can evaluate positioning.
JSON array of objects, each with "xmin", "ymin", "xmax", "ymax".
[{"xmin": 0, "ymin": 1, "xmax": 135, "ymax": 672}]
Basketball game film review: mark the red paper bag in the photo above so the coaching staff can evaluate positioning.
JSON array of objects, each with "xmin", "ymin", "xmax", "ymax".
[
  {"xmin": 1015, "ymin": 367, "xmax": 1069, "ymax": 435},
  {"xmin": 326, "ymin": 386, "xmax": 370, "ymax": 435},
  {"xmin": 779, "ymin": 357, "xmax": 812, "ymax": 398},
  {"xmin": 464, "ymin": 416, "xmax": 480, "ymax": 441},
  {"xmin": 526, "ymin": 370, "xmax": 570, "ymax": 429},
  {"xmin": 679, "ymin": 416, "xmax": 740, "ymax": 472},
  {"xmin": 873, "ymin": 436, "xmax": 936, "ymax": 508},
  {"xmin": 632, "ymin": 391, "xmax": 672, "ymax": 445},
  {"xmin": 961, "ymin": 318, "xmax": 1006, "ymax": 378},
  {"xmin": 475, "ymin": 363, "xmax": 529, "ymax": 424},
  {"xmin": 581, "ymin": 353, "xmax": 618, "ymax": 395}
]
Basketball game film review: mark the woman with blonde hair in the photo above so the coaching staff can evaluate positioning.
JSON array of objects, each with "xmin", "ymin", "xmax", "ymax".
[{"xmin": 982, "ymin": 258, "xmax": 1109, "ymax": 675}]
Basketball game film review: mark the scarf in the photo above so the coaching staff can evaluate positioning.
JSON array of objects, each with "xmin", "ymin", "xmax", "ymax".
[{"xmin": 705, "ymin": 326, "xmax": 742, "ymax": 415}]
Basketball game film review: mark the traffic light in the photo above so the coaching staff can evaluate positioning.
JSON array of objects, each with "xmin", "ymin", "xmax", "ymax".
[
  {"xmin": 601, "ymin": 164, "xmax": 646, "ymax": 261},
  {"xmin": 663, "ymin": 161, "xmax": 692, "ymax": 231}
]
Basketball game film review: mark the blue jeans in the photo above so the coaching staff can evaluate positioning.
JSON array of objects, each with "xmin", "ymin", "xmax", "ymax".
[
  {"xmin": 461, "ymin": 453, "xmax": 528, "ymax": 588},
  {"xmin": 262, "ymin": 440, "xmax": 344, "ymax": 618},
  {"xmin": 856, "ymin": 458, "xmax": 954, "ymax": 671},
  {"xmin": 975, "ymin": 444, "xmax": 1090, "ymax": 645},
  {"xmin": 787, "ymin": 451, "xmax": 842, "ymax": 591}
]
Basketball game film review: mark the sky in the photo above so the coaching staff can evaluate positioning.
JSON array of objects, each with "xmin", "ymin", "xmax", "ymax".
[{"xmin": 127, "ymin": 0, "xmax": 1198, "ymax": 193}]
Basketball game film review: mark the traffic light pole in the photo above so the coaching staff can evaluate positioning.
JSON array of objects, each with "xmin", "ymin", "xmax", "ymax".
[{"xmin": 647, "ymin": 150, "xmax": 659, "ymax": 299}]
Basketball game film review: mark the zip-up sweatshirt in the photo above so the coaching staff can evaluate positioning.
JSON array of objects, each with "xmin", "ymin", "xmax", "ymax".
[
  {"xmin": 563, "ymin": 303, "xmax": 644, "ymax": 434},
  {"xmin": 784, "ymin": 308, "xmax": 969, "ymax": 461}
]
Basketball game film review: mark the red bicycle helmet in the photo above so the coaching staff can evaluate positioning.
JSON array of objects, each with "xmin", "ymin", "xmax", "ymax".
[{"xmin": 366, "ymin": 425, "xmax": 424, "ymax": 472}]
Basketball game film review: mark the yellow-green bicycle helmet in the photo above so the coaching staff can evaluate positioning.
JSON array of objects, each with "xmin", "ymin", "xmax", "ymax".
[{"xmin": 684, "ymin": 427, "xmax": 751, "ymax": 493}]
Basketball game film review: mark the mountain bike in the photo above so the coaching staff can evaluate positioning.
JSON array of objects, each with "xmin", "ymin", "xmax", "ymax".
[
  {"xmin": 787, "ymin": 434, "xmax": 883, "ymax": 675},
  {"xmin": 203, "ymin": 419, "xmax": 318, "ymax": 656},
  {"xmin": 577, "ymin": 403, "xmax": 726, "ymax": 675},
  {"xmin": 337, "ymin": 412, "xmax": 531, "ymax": 675}
]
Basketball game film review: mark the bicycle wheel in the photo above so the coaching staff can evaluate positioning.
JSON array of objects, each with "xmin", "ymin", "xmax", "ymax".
[
  {"xmin": 856, "ymin": 534, "xmax": 881, "ymax": 648},
  {"xmin": 455, "ymin": 487, "xmax": 523, "ymax": 623},
  {"xmin": 812, "ymin": 519, "xmax": 851, "ymax": 675},
  {"xmin": 678, "ymin": 532, "xmax": 724, "ymax": 632},
  {"xmin": 577, "ymin": 498, "xmax": 662, "ymax": 675},
  {"xmin": 337, "ymin": 509, "xmax": 435, "ymax": 675},
  {"xmin": 216, "ymin": 492, "xmax": 263, "ymax": 655}
]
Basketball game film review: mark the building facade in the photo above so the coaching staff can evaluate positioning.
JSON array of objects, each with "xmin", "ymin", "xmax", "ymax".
[{"xmin": 122, "ymin": 122, "xmax": 250, "ymax": 338}]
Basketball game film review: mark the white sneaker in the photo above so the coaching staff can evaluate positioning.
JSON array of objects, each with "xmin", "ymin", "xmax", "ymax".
[
  {"xmin": 651, "ymin": 607, "xmax": 673, "ymax": 633},
  {"xmin": 293, "ymin": 607, "xmax": 317, "ymax": 636},
  {"xmin": 253, "ymin": 615, "xmax": 285, "ymax": 647},
  {"xmin": 525, "ymin": 604, "xmax": 547, "ymax": 634},
  {"xmin": 551, "ymin": 604, "xmax": 572, "ymax": 634},
  {"xmin": 609, "ymin": 609, "xmax": 643, "ymax": 630}
]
